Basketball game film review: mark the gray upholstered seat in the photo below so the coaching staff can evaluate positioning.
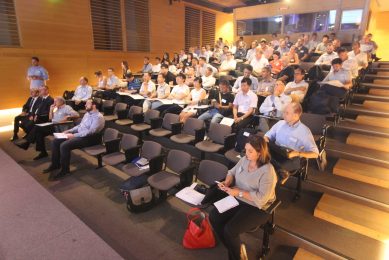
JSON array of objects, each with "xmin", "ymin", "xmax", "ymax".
[
  {"xmin": 148, "ymin": 150, "xmax": 192, "ymax": 191},
  {"xmin": 196, "ymin": 160, "xmax": 228, "ymax": 186},
  {"xmin": 195, "ymin": 141, "xmax": 224, "ymax": 153},
  {"xmin": 121, "ymin": 141, "xmax": 162, "ymax": 177},
  {"xmin": 149, "ymin": 113, "xmax": 179, "ymax": 137},
  {"xmin": 131, "ymin": 123, "xmax": 151, "ymax": 132},
  {"xmin": 104, "ymin": 102, "xmax": 127, "ymax": 121},
  {"xmin": 224, "ymin": 149, "xmax": 241, "ymax": 165},
  {"xmin": 115, "ymin": 106, "xmax": 142, "ymax": 126},
  {"xmin": 195, "ymin": 123, "xmax": 231, "ymax": 153},
  {"xmin": 130, "ymin": 109, "xmax": 160, "ymax": 132},
  {"xmin": 170, "ymin": 118, "xmax": 204, "ymax": 144},
  {"xmin": 102, "ymin": 134, "xmax": 139, "ymax": 166},
  {"xmin": 83, "ymin": 128, "xmax": 119, "ymax": 156}
]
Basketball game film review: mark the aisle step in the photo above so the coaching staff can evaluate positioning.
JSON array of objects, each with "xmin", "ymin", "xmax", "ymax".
[
  {"xmin": 355, "ymin": 115, "xmax": 389, "ymax": 129},
  {"xmin": 293, "ymin": 248, "xmax": 324, "ymax": 260},
  {"xmin": 335, "ymin": 119, "xmax": 389, "ymax": 138},
  {"xmin": 373, "ymin": 79, "xmax": 389, "ymax": 85},
  {"xmin": 344, "ymin": 104, "xmax": 389, "ymax": 118},
  {"xmin": 326, "ymin": 139, "xmax": 389, "ymax": 169},
  {"xmin": 346, "ymin": 133, "xmax": 389, "ymax": 153},
  {"xmin": 370, "ymin": 67, "xmax": 389, "ymax": 72},
  {"xmin": 365, "ymin": 74, "xmax": 389, "ymax": 80},
  {"xmin": 333, "ymin": 159, "xmax": 389, "ymax": 189},
  {"xmin": 369, "ymin": 89, "xmax": 389, "ymax": 96},
  {"xmin": 360, "ymin": 83, "xmax": 389, "ymax": 90},
  {"xmin": 377, "ymin": 71, "xmax": 389, "ymax": 76},
  {"xmin": 362, "ymin": 101, "xmax": 389, "ymax": 112},
  {"xmin": 352, "ymin": 94, "xmax": 389, "ymax": 102},
  {"xmin": 314, "ymin": 194, "xmax": 389, "ymax": 242}
]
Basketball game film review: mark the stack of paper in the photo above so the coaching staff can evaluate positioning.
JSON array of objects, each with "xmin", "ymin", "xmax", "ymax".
[
  {"xmin": 214, "ymin": 195, "xmax": 239, "ymax": 213},
  {"xmin": 220, "ymin": 117, "xmax": 234, "ymax": 126},
  {"xmin": 53, "ymin": 133, "xmax": 68, "ymax": 139},
  {"xmin": 175, "ymin": 183, "xmax": 205, "ymax": 206}
]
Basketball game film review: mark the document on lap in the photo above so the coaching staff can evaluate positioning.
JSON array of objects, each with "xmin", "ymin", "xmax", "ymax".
[
  {"xmin": 53, "ymin": 133, "xmax": 68, "ymax": 139},
  {"xmin": 35, "ymin": 122, "xmax": 53, "ymax": 127},
  {"xmin": 220, "ymin": 117, "xmax": 235, "ymax": 126},
  {"xmin": 214, "ymin": 195, "xmax": 239, "ymax": 213}
]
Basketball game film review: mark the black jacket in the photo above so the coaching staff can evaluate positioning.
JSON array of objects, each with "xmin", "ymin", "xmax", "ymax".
[
  {"xmin": 23, "ymin": 96, "xmax": 42, "ymax": 116},
  {"xmin": 35, "ymin": 95, "xmax": 54, "ymax": 122}
]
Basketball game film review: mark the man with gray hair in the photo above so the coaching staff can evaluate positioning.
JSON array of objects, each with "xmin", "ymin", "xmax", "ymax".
[{"xmin": 16, "ymin": 96, "xmax": 79, "ymax": 160}]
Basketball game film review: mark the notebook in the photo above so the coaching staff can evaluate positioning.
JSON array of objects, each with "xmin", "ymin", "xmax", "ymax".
[
  {"xmin": 53, "ymin": 133, "xmax": 68, "ymax": 139},
  {"xmin": 175, "ymin": 183, "xmax": 205, "ymax": 206},
  {"xmin": 220, "ymin": 117, "xmax": 234, "ymax": 126},
  {"xmin": 214, "ymin": 195, "xmax": 239, "ymax": 213}
]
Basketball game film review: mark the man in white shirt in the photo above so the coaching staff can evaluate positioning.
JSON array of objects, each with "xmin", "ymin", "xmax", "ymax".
[
  {"xmin": 259, "ymin": 38, "xmax": 274, "ymax": 60},
  {"xmin": 139, "ymin": 72, "xmax": 156, "ymax": 101},
  {"xmin": 106, "ymin": 68, "xmax": 120, "ymax": 89},
  {"xmin": 72, "ymin": 76, "xmax": 93, "ymax": 110},
  {"xmin": 315, "ymin": 43, "xmax": 338, "ymax": 66},
  {"xmin": 348, "ymin": 42, "xmax": 368, "ymax": 70},
  {"xmin": 197, "ymin": 57, "xmax": 217, "ymax": 77},
  {"xmin": 199, "ymin": 46, "xmax": 210, "ymax": 62},
  {"xmin": 201, "ymin": 67, "xmax": 216, "ymax": 91},
  {"xmin": 257, "ymin": 66, "xmax": 276, "ymax": 97},
  {"xmin": 284, "ymin": 67, "xmax": 309, "ymax": 103},
  {"xmin": 337, "ymin": 48, "xmax": 358, "ymax": 79},
  {"xmin": 278, "ymin": 40, "xmax": 289, "ymax": 57},
  {"xmin": 219, "ymin": 46, "xmax": 230, "ymax": 63},
  {"xmin": 179, "ymin": 49, "xmax": 187, "ymax": 63},
  {"xmin": 232, "ymin": 65, "xmax": 259, "ymax": 93},
  {"xmin": 168, "ymin": 73, "xmax": 190, "ymax": 104},
  {"xmin": 321, "ymin": 58, "xmax": 352, "ymax": 98},
  {"xmin": 218, "ymin": 51, "xmax": 237, "ymax": 76},
  {"xmin": 308, "ymin": 33, "xmax": 319, "ymax": 53},
  {"xmin": 232, "ymin": 77, "xmax": 258, "ymax": 132},
  {"xmin": 152, "ymin": 57, "xmax": 161, "ymax": 73},
  {"xmin": 250, "ymin": 48, "xmax": 269, "ymax": 77}
]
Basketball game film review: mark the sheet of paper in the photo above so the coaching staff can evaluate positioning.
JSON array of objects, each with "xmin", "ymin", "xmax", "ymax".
[
  {"xmin": 220, "ymin": 117, "xmax": 235, "ymax": 126},
  {"xmin": 53, "ymin": 133, "xmax": 68, "ymax": 139},
  {"xmin": 214, "ymin": 195, "xmax": 239, "ymax": 213},
  {"xmin": 35, "ymin": 122, "xmax": 53, "ymax": 127},
  {"xmin": 176, "ymin": 185, "xmax": 206, "ymax": 206},
  {"xmin": 318, "ymin": 80, "xmax": 344, "ymax": 88},
  {"xmin": 129, "ymin": 94, "xmax": 145, "ymax": 100}
]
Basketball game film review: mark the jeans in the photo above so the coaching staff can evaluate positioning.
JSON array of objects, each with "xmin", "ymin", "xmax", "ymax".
[{"xmin": 198, "ymin": 109, "xmax": 224, "ymax": 123}]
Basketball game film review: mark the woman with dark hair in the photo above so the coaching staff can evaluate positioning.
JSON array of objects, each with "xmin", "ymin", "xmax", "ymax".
[
  {"xmin": 121, "ymin": 61, "xmax": 131, "ymax": 79},
  {"xmin": 94, "ymin": 70, "xmax": 107, "ymax": 90},
  {"xmin": 178, "ymin": 76, "xmax": 206, "ymax": 123},
  {"xmin": 172, "ymin": 53, "xmax": 180, "ymax": 65},
  {"xmin": 209, "ymin": 135, "xmax": 277, "ymax": 260},
  {"xmin": 184, "ymin": 53, "xmax": 193, "ymax": 67},
  {"xmin": 270, "ymin": 51, "xmax": 283, "ymax": 76},
  {"xmin": 161, "ymin": 52, "xmax": 170, "ymax": 64}
]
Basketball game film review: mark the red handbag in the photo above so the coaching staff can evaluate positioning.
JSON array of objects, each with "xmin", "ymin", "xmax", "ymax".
[{"xmin": 183, "ymin": 208, "xmax": 216, "ymax": 249}]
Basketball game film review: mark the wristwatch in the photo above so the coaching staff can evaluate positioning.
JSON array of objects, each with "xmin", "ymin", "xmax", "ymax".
[{"xmin": 238, "ymin": 191, "xmax": 243, "ymax": 198}]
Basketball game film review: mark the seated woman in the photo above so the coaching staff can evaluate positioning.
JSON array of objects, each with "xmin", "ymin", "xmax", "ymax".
[
  {"xmin": 178, "ymin": 77, "xmax": 206, "ymax": 123},
  {"xmin": 94, "ymin": 70, "xmax": 107, "ymax": 90},
  {"xmin": 270, "ymin": 51, "xmax": 283, "ymax": 76},
  {"xmin": 286, "ymin": 45, "xmax": 300, "ymax": 65},
  {"xmin": 209, "ymin": 135, "xmax": 277, "ymax": 260}
]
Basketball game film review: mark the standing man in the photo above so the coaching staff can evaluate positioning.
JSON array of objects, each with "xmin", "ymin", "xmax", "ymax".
[
  {"xmin": 43, "ymin": 99, "xmax": 105, "ymax": 180},
  {"xmin": 27, "ymin": 57, "xmax": 49, "ymax": 90}
]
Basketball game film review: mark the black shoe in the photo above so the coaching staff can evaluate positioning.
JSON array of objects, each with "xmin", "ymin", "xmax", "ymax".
[
  {"xmin": 16, "ymin": 141, "xmax": 30, "ymax": 150},
  {"xmin": 33, "ymin": 152, "xmax": 48, "ymax": 161},
  {"xmin": 43, "ymin": 166, "xmax": 60, "ymax": 174},
  {"xmin": 10, "ymin": 135, "xmax": 18, "ymax": 141},
  {"xmin": 50, "ymin": 169, "xmax": 70, "ymax": 181}
]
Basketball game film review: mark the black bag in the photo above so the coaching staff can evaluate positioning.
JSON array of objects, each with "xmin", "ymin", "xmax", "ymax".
[
  {"xmin": 63, "ymin": 90, "xmax": 74, "ymax": 100},
  {"xmin": 306, "ymin": 65, "xmax": 324, "ymax": 81},
  {"xmin": 120, "ymin": 175, "xmax": 154, "ymax": 213},
  {"xmin": 235, "ymin": 128, "xmax": 257, "ymax": 153},
  {"xmin": 308, "ymin": 90, "xmax": 336, "ymax": 114},
  {"xmin": 200, "ymin": 184, "xmax": 228, "ymax": 206}
]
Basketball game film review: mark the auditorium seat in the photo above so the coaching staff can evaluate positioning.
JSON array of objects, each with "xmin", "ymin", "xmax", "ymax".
[
  {"xmin": 104, "ymin": 102, "xmax": 128, "ymax": 121},
  {"xmin": 130, "ymin": 109, "xmax": 160, "ymax": 139},
  {"xmin": 170, "ymin": 118, "xmax": 205, "ymax": 144},
  {"xmin": 115, "ymin": 105, "xmax": 143, "ymax": 126},
  {"xmin": 149, "ymin": 113, "xmax": 180, "ymax": 138},
  {"xmin": 102, "ymin": 134, "xmax": 139, "ymax": 166}
]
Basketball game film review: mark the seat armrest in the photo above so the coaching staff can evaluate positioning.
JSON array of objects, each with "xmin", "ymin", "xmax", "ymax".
[
  {"xmin": 124, "ymin": 145, "xmax": 141, "ymax": 163},
  {"xmin": 103, "ymin": 106, "xmax": 114, "ymax": 115},
  {"xmin": 194, "ymin": 127, "xmax": 206, "ymax": 144},
  {"xmin": 224, "ymin": 133, "xmax": 236, "ymax": 150},
  {"xmin": 117, "ymin": 109, "xmax": 129, "ymax": 120},
  {"xmin": 179, "ymin": 165, "xmax": 196, "ymax": 187},
  {"xmin": 148, "ymin": 154, "xmax": 165, "ymax": 175},
  {"xmin": 132, "ymin": 113, "xmax": 144, "ymax": 124},
  {"xmin": 265, "ymin": 199, "xmax": 281, "ymax": 214},
  {"xmin": 150, "ymin": 117, "xmax": 163, "ymax": 129},
  {"xmin": 171, "ymin": 122, "xmax": 183, "ymax": 135},
  {"xmin": 105, "ymin": 138, "xmax": 121, "ymax": 154}
]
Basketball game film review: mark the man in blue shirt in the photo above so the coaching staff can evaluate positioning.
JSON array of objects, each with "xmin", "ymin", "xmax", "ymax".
[
  {"xmin": 43, "ymin": 99, "xmax": 105, "ymax": 180},
  {"xmin": 117, "ymin": 73, "xmax": 142, "ymax": 105},
  {"xmin": 27, "ymin": 57, "xmax": 49, "ymax": 89},
  {"xmin": 140, "ymin": 56, "xmax": 153, "ymax": 73}
]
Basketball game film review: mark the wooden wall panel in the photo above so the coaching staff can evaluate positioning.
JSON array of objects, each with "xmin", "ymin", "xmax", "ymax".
[{"xmin": 0, "ymin": 0, "xmax": 232, "ymax": 110}]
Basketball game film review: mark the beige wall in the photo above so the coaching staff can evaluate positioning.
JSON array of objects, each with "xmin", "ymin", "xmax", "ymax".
[
  {"xmin": 0, "ymin": 0, "xmax": 232, "ymax": 109},
  {"xmin": 367, "ymin": 0, "xmax": 389, "ymax": 60}
]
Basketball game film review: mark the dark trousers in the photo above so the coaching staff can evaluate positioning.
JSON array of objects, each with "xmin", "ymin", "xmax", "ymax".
[
  {"xmin": 233, "ymin": 113, "xmax": 253, "ymax": 133},
  {"xmin": 270, "ymin": 150, "xmax": 301, "ymax": 172},
  {"xmin": 35, "ymin": 125, "xmax": 54, "ymax": 153},
  {"xmin": 209, "ymin": 203, "xmax": 270, "ymax": 260},
  {"xmin": 321, "ymin": 84, "xmax": 347, "ymax": 99},
  {"xmin": 50, "ymin": 134, "xmax": 101, "ymax": 171},
  {"xmin": 13, "ymin": 115, "xmax": 34, "ymax": 136}
]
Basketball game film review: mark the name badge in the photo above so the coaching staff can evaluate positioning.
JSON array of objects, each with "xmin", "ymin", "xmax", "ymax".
[
  {"xmin": 300, "ymin": 50, "xmax": 305, "ymax": 53},
  {"xmin": 221, "ymin": 98, "xmax": 226, "ymax": 103},
  {"xmin": 243, "ymin": 132, "xmax": 250, "ymax": 137}
]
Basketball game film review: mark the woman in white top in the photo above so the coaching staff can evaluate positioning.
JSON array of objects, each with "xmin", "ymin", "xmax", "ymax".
[
  {"xmin": 179, "ymin": 77, "xmax": 206, "ymax": 123},
  {"xmin": 94, "ymin": 71, "xmax": 107, "ymax": 90}
]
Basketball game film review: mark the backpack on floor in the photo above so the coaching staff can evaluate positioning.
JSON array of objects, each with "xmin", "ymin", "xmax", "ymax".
[{"xmin": 120, "ymin": 175, "xmax": 154, "ymax": 213}]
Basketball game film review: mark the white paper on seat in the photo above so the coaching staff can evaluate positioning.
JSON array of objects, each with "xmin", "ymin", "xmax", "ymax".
[
  {"xmin": 35, "ymin": 122, "xmax": 53, "ymax": 127},
  {"xmin": 318, "ymin": 80, "xmax": 344, "ymax": 88},
  {"xmin": 214, "ymin": 195, "xmax": 239, "ymax": 213},
  {"xmin": 53, "ymin": 133, "xmax": 68, "ymax": 139},
  {"xmin": 220, "ymin": 117, "xmax": 235, "ymax": 126},
  {"xmin": 175, "ymin": 183, "xmax": 205, "ymax": 206}
]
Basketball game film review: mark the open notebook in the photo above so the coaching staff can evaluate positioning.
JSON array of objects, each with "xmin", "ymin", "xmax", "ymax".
[{"xmin": 214, "ymin": 195, "xmax": 239, "ymax": 213}]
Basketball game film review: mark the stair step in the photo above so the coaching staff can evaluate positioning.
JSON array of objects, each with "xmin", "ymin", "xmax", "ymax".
[
  {"xmin": 293, "ymin": 248, "xmax": 324, "ymax": 260},
  {"xmin": 363, "ymin": 100, "xmax": 389, "ymax": 112},
  {"xmin": 333, "ymin": 159, "xmax": 389, "ymax": 189},
  {"xmin": 326, "ymin": 139, "xmax": 389, "ymax": 169},
  {"xmin": 355, "ymin": 115, "xmax": 389, "ymax": 129},
  {"xmin": 335, "ymin": 119, "xmax": 389, "ymax": 138},
  {"xmin": 377, "ymin": 71, "xmax": 389, "ymax": 76},
  {"xmin": 360, "ymin": 83, "xmax": 389, "ymax": 90},
  {"xmin": 344, "ymin": 104, "xmax": 389, "ymax": 118},
  {"xmin": 314, "ymin": 194, "xmax": 389, "ymax": 242},
  {"xmin": 370, "ymin": 67, "xmax": 389, "ymax": 72},
  {"xmin": 353, "ymin": 94, "xmax": 389, "ymax": 102},
  {"xmin": 365, "ymin": 74, "xmax": 389, "ymax": 80},
  {"xmin": 374, "ymin": 79, "xmax": 389, "ymax": 85},
  {"xmin": 369, "ymin": 89, "xmax": 389, "ymax": 97},
  {"xmin": 346, "ymin": 133, "xmax": 389, "ymax": 153}
]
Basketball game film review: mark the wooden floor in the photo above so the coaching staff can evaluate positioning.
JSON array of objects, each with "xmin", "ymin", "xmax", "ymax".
[
  {"xmin": 355, "ymin": 115, "xmax": 389, "ymax": 129},
  {"xmin": 346, "ymin": 133, "xmax": 389, "ymax": 153},
  {"xmin": 363, "ymin": 100, "xmax": 389, "ymax": 112},
  {"xmin": 314, "ymin": 194, "xmax": 389, "ymax": 243},
  {"xmin": 293, "ymin": 248, "xmax": 324, "ymax": 260},
  {"xmin": 333, "ymin": 159, "xmax": 389, "ymax": 189},
  {"xmin": 369, "ymin": 88, "xmax": 389, "ymax": 96}
]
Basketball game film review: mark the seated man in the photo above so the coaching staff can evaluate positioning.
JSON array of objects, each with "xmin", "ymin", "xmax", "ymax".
[
  {"xmin": 106, "ymin": 67, "xmax": 121, "ymax": 90},
  {"xmin": 249, "ymin": 48, "xmax": 269, "ymax": 77},
  {"xmin": 337, "ymin": 48, "xmax": 358, "ymax": 79},
  {"xmin": 120, "ymin": 72, "xmax": 141, "ymax": 94},
  {"xmin": 71, "ymin": 76, "xmax": 92, "ymax": 111},
  {"xmin": 198, "ymin": 79, "xmax": 234, "ymax": 123},
  {"xmin": 160, "ymin": 63, "xmax": 176, "ymax": 85},
  {"xmin": 232, "ymin": 78, "xmax": 258, "ymax": 132},
  {"xmin": 315, "ymin": 35, "xmax": 329, "ymax": 54},
  {"xmin": 257, "ymin": 66, "xmax": 276, "ymax": 98},
  {"xmin": 284, "ymin": 67, "xmax": 309, "ymax": 103},
  {"xmin": 265, "ymin": 102, "xmax": 319, "ymax": 183},
  {"xmin": 314, "ymin": 43, "xmax": 338, "ymax": 68},
  {"xmin": 277, "ymin": 56, "xmax": 295, "ymax": 84},
  {"xmin": 11, "ymin": 88, "xmax": 41, "ymax": 141},
  {"xmin": 143, "ymin": 73, "xmax": 170, "ymax": 112},
  {"xmin": 16, "ymin": 96, "xmax": 79, "ymax": 160},
  {"xmin": 232, "ymin": 65, "xmax": 259, "ymax": 93},
  {"xmin": 218, "ymin": 51, "xmax": 237, "ymax": 76},
  {"xmin": 152, "ymin": 57, "xmax": 161, "ymax": 73},
  {"xmin": 141, "ymin": 57, "xmax": 153, "ymax": 73},
  {"xmin": 43, "ymin": 99, "xmax": 105, "ymax": 180},
  {"xmin": 201, "ymin": 67, "xmax": 216, "ymax": 91},
  {"xmin": 234, "ymin": 41, "xmax": 247, "ymax": 60},
  {"xmin": 139, "ymin": 72, "xmax": 156, "ymax": 98},
  {"xmin": 348, "ymin": 41, "xmax": 368, "ymax": 71},
  {"xmin": 34, "ymin": 85, "xmax": 54, "ymax": 124},
  {"xmin": 320, "ymin": 58, "xmax": 352, "ymax": 98},
  {"xmin": 295, "ymin": 38, "xmax": 310, "ymax": 62}
]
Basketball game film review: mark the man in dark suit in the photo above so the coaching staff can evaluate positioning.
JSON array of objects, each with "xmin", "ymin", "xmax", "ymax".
[
  {"xmin": 11, "ymin": 88, "xmax": 41, "ymax": 141},
  {"xmin": 34, "ymin": 85, "xmax": 54, "ymax": 123}
]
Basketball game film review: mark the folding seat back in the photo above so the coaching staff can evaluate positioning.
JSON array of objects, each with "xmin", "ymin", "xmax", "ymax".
[
  {"xmin": 197, "ymin": 160, "xmax": 228, "ymax": 186},
  {"xmin": 207, "ymin": 123, "xmax": 232, "ymax": 145},
  {"xmin": 166, "ymin": 150, "xmax": 191, "ymax": 174},
  {"xmin": 141, "ymin": 141, "xmax": 162, "ymax": 160},
  {"xmin": 103, "ymin": 128, "xmax": 120, "ymax": 142},
  {"xmin": 162, "ymin": 113, "xmax": 179, "ymax": 130},
  {"xmin": 121, "ymin": 134, "xmax": 139, "ymax": 151},
  {"xmin": 182, "ymin": 118, "xmax": 204, "ymax": 136}
]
